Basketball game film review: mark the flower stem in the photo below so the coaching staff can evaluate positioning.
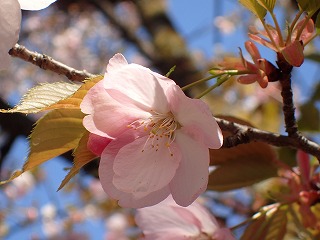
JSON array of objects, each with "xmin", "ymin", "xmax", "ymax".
[
  {"xmin": 261, "ymin": 21, "xmax": 281, "ymax": 52},
  {"xmin": 195, "ymin": 75, "xmax": 230, "ymax": 98},
  {"xmin": 287, "ymin": 9, "xmax": 304, "ymax": 43},
  {"xmin": 294, "ymin": 14, "xmax": 313, "ymax": 42},
  {"xmin": 303, "ymin": 33, "xmax": 318, "ymax": 47},
  {"xmin": 229, "ymin": 217, "xmax": 254, "ymax": 231},
  {"xmin": 270, "ymin": 12, "xmax": 284, "ymax": 47},
  {"xmin": 181, "ymin": 74, "xmax": 223, "ymax": 91}
]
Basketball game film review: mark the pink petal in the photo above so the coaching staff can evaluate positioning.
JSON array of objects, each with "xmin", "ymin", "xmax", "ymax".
[
  {"xmin": 167, "ymin": 85, "xmax": 223, "ymax": 149},
  {"xmin": 106, "ymin": 53, "xmax": 128, "ymax": 73},
  {"xmin": 0, "ymin": 0, "xmax": 21, "ymax": 70},
  {"xmin": 103, "ymin": 62, "xmax": 175, "ymax": 113},
  {"xmin": 170, "ymin": 131, "xmax": 210, "ymax": 206},
  {"xmin": 80, "ymin": 81, "xmax": 149, "ymax": 138},
  {"xmin": 99, "ymin": 130, "xmax": 170, "ymax": 208},
  {"xmin": 18, "ymin": 0, "xmax": 57, "ymax": 10},
  {"xmin": 172, "ymin": 206, "xmax": 202, "ymax": 230},
  {"xmin": 180, "ymin": 202, "xmax": 219, "ymax": 235},
  {"xmin": 112, "ymin": 134, "xmax": 181, "ymax": 199},
  {"xmin": 87, "ymin": 133, "xmax": 111, "ymax": 156},
  {"xmin": 135, "ymin": 196, "xmax": 200, "ymax": 239}
]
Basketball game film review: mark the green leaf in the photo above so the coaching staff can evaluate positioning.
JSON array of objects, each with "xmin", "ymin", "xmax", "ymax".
[
  {"xmin": 1, "ymin": 82, "xmax": 81, "ymax": 114},
  {"xmin": 0, "ymin": 109, "xmax": 85, "ymax": 184},
  {"xmin": 297, "ymin": 0, "xmax": 320, "ymax": 14},
  {"xmin": 305, "ymin": 53, "xmax": 320, "ymax": 62},
  {"xmin": 316, "ymin": 12, "xmax": 320, "ymax": 34},
  {"xmin": 241, "ymin": 214, "xmax": 268, "ymax": 240},
  {"xmin": 241, "ymin": 205, "xmax": 288, "ymax": 240},
  {"xmin": 298, "ymin": 102, "xmax": 320, "ymax": 132},
  {"xmin": 208, "ymin": 148, "xmax": 278, "ymax": 191},
  {"xmin": 277, "ymin": 148, "xmax": 297, "ymax": 167},
  {"xmin": 265, "ymin": 206, "xmax": 288, "ymax": 240},
  {"xmin": 256, "ymin": 0, "xmax": 276, "ymax": 13},
  {"xmin": 58, "ymin": 131, "xmax": 97, "ymax": 190},
  {"xmin": 239, "ymin": 0, "xmax": 267, "ymax": 19},
  {"xmin": 46, "ymin": 75, "xmax": 103, "ymax": 110}
]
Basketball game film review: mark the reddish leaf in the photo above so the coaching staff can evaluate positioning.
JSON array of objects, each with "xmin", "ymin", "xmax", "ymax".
[{"xmin": 209, "ymin": 116, "xmax": 278, "ymax": 191}]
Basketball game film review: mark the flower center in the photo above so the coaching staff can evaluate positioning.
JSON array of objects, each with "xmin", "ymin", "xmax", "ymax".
[
  {"xmin": 148, "ymin": 110, "xmax": 178, "ymax": 140},
  {"xmin": 128, "ymin": 110, "xmax": 180, "ymax": 155}
]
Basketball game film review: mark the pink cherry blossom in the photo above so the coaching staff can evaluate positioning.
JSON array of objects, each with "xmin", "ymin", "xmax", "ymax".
[
  {"xmin": 80, "ymin": 53, "xmax": 223, "ymax": 208},
  {"xmin": 135, "ymin": 195, "xmax": 235, "ymax": 240},
  {"xmin": 0, "ymin": 0, "xmax": 21, "ymax": 69},
  {"xmin": 0, "ymin": 0, "xmax": 57, "ymax": 70},
  {"xmin": 18, "ymin": 0, "xmax": 57, "ymax": 10}
]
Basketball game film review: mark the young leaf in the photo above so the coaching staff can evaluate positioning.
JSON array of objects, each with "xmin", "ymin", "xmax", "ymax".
[
  {"xmin": 241, "ymin": 213, "xmax": 268, "ymax": 240},
  {"xmin": 241, "ymin": 206, "xmax": 288, "ymax": 240},
  {"xmin": 208, "ymin": 116, "xmax": 278, "ymax": 191},
  {"xmin": 265, "ymin": 206, "xmax": 288, "ymax": 240},
  {"xmin": 239, "ymin": 0, "xmax": 267, "ymax": 20},
  {"xmin": 298, "ymin": 102, "xmax": 320, "ymax": 132},
  {"xmin": 256, "ymin": 0, "xmax": 276, "ymax": 13},
  {"xmin": 45, "ymin": 75, "xmax": 103, "ymax": 110},
  {"xmin": 208, "ymin": 149, "xmax": 278, "ymax": 191},
  {"xmin": 297, "ymin": 0, "xmax": 320, "ymax": 14},
  {"xmin": 0, "ymin": 109, "xmax": 85, "ymax": 184},
  {"xmin": 1, "ymin": 82, "xmax": 81, "ymax": 114},
  {"xmin": 58, "ymin": 131, "xmax": 97, "ymax": 190},
  {"xmin": 280, "ymin": 40, "xmax": 304, "ymax": 67},
  {"xmin": 316, "ymin": 12, "xmax": 320, "ymax": 34}
]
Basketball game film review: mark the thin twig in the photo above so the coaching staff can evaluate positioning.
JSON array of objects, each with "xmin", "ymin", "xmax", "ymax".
[
  {"xmin": 9, "ymin": 44, "xmax": 97, "ymax": 82},
  {"xmin": 90, "ymin": 0, "xmax": 157, "ymax": 63}
]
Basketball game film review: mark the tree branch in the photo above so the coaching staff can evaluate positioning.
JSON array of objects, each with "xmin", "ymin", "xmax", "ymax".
[
  {"xmin": 277, "ymin": 53, "xmax": 298, "ymax": 137},
  {"xmin": 217, "ymin": 118, "xmax": 320, "ymax": 161},
  {"xmin": 89, "ymin": 0, "xmax": 158, "ymax": 62},
  {"xmin": 9, "ymin": 44, "xmax": 97, "ymax": 82}
]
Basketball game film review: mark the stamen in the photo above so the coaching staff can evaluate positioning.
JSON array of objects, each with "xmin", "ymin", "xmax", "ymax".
[{"xmin": 129, "ymin": 110, "xmax": 180, "ymax": 154}]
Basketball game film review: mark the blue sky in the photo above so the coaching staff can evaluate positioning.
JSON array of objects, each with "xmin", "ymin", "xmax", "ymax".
[{"xmin": 168, "ymin": 0, "xmax": 319, "ymax": 102}]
